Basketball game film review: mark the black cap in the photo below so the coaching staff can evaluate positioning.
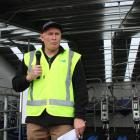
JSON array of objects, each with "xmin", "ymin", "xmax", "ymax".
[{"xmin": 41, "ymin": 21, "xmax": 63, "ymax": 33}]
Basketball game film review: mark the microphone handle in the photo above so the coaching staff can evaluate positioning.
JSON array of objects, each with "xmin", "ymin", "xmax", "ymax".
[
  {"xmin": 36, "ymin": 50, "xmax": 41, "ymax": 79},
  {"xmin": 36, "ymin": 60, "xmax": 40, "ymax": 79},
  {"xmin": 36, "ymin": 60, "xmax": 40, "ymax": 65},
  {"xmin": 37, "ymin": 76, "xmax": 40, "ymax": 79}
]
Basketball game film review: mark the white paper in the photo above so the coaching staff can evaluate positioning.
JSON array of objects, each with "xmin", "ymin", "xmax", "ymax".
[{"xmin": 57, "ymin": 129, "xmax": 78, "ymax": 140}]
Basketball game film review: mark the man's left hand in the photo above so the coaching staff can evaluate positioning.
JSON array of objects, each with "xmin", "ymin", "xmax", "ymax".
[{"xmin": 74, "ymin": 118, "xmax": 86, "ymax": 138}]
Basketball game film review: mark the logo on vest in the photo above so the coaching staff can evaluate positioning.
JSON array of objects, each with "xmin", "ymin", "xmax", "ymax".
[{"xmin": 60, "ymin": 59, "xmax": 66, "ymax": 63}]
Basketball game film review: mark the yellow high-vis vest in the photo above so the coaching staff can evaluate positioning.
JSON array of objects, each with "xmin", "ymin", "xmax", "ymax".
[{"xmin": 24, "ymin": 48, "xmax": 81, "ymax": 117}]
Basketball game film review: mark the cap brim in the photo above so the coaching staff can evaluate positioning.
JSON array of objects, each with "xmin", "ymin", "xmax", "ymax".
[{"xmin": 42, "ymin": 22, "xmax": 63, "ymax": 33}]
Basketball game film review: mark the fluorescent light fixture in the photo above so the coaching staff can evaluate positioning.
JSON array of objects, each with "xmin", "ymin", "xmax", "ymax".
[
  {"xmin": 11, "ymin": 47, "xmax": 23, "ymax": 60},
  {"xmin": 0, "ymin": 22, "xmax": 6, "ymax": 27},
  {"xmin": 0, "ymin": 38, "xmax": 8, "ymax": 42},
  {"xmin": 22, "ymin": 32, "xmax": 39, "ymax": 36},
  {"xmin": 0, "ymin": 44, "xmax": 7, "ymax": 47},
  {"xmin": 105, "ymin": 0, "xmax": 134, "ymax": 7},
  {"xmin": 124, "ymin": 38, "xmax": 140, "ymax": 81},
  {"xmin": 104, "ymin": 40, "xmax": 112, "ymax": 82},
  {"xmin": 0, "ymin": 25, "xmax": 18, "ymax": 31},
  {"xmin": 12, "ymin": 40, "xmax": 28, "ymax": 44},
  {"xmin": 11, "ymin": 29, "xmax": 30, "ymax": 34},
  {"xmin": 2, "ymin": 40, "xmax": 11, "ymax": 43}
]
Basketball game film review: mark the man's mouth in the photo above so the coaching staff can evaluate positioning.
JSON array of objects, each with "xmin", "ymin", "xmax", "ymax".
[{"xmin": 52, "ymin": 42, "xmax": 57, "ymax": 45}]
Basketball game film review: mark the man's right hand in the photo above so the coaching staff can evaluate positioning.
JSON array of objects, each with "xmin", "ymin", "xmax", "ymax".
[{"xmin": 26, "ymin": 65, "xmax": 42, "ymax": 82}]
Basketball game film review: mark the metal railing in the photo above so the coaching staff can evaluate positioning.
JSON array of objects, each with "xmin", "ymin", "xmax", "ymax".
[{"xmin": 0, "ymin": 87, "xmax": 20, "ymax": 140}]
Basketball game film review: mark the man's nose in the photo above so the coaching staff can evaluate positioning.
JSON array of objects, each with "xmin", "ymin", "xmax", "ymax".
[{"xmin": 52, "ymin": 34, "xmax": 56, "ymax": 39}]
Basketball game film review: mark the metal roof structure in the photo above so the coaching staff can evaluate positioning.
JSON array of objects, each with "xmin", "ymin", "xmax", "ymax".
[{"xmin": 0, "ymin": 0, "xmax": 140, "ymax": 83}]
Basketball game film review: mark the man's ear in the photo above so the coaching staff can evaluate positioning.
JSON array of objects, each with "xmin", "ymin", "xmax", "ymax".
[{"xmin": 40, "ymin": 34, "xmax": 44, "ymax": 42}]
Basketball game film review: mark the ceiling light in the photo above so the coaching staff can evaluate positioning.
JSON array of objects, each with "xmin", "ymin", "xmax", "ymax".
[
  {"xmin": 0, "ymin": 25, "xmax": 18, "ymax": 31},
  {"xmin": 11, "ymin": 29, "xmax": 30, "ymax": 34},
  {"xmin": 22, "ymin": 32, "xmax": 39, "ymax": 36}
]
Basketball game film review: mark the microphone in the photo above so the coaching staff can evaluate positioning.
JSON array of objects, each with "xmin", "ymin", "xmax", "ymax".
[
  {"xmin": 36, "ymin": 50, "xmax": 41, "ymax": 65},
  {"xmin": 35, "ymin": 51, "xmax": 41, "ymax": 79}
]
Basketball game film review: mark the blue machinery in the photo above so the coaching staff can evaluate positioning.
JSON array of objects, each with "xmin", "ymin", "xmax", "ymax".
[{"xmin": 87, "ymin": 136, "xmax": 128, "ymax": 140}]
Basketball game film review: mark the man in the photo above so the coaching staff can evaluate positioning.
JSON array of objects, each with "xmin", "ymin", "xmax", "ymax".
[{"xmin": 12, "ymin": 21, "xmax": 88, "ymax": 140}]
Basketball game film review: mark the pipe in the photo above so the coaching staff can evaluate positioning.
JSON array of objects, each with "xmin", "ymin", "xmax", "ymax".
[
  {"xmin": 0, "ymin": 110, "xmax": 18, "ymax": 113},
  {"xmin": 64, "ymin": 26, "xmax": 140, "ymax": 35},
  {"xmin": 3, "ymin": 96, "xmax": 8, "ymax": 140},
  {"xmin": 0, "ymin": 91, "xmax": 19, "ymax": 97},
  {"xmin": 0, "ymin": 127, "xmax": 18, "ymax": 132}
]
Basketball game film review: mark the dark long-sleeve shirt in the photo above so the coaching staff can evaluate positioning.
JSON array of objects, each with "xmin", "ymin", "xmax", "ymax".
[{"xmin": 12, "ymin": 46, "xmax": 88, "ymax": 127}]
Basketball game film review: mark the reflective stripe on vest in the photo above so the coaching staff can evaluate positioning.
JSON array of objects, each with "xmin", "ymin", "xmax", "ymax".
[
  {"xmin": 28, "ymin": 51, "xmax": 35, "ymax": 72},
  {"xmin": 66, "ymin": 50, "xmax": 74, "ymax": 101},
  {"xmin": 28, "ymin": 51, "xmax": 35, "ymax": 101},
  {"xmin": 27, "ymin": 50, "xmax": 74, "ymax": 107},
  {"xmin": 27, "ymin": 99, "xmax": 74, "ymax": 106}
]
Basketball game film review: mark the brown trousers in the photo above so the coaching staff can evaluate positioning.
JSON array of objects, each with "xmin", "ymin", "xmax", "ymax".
[{"xmin": 27, "ymin": 123, "xmax": 73, "ymax": 140}]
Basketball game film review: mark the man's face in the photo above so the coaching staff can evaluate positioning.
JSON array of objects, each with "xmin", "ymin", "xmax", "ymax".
[{"xmin": 40, "ymin": 27, "xmax": 61, "ymax": 51}]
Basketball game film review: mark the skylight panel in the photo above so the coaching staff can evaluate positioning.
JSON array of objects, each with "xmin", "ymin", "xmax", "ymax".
[
  {"xmin": 104, "ymin": 40, "xmax": 112, "ymax": 82},
  {"xmin": 105, "ymin": 2, "xmax": 118, "ymax": 7},
  {"xmin": 120, "ymin": 1, "xmax": 134, "ymax": 6},
  {"xmin": 124, "ymin": 38, "xmax": 140, "ymax": 81},
  {"xmin": 105, "ymin": 1, "xmax": 134, "ymax": 7}
]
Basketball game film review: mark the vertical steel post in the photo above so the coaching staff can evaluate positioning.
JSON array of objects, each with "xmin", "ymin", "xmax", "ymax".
[{"xmin": 4, "ymin": 96, "xmax": 8, "ymax": 140}]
